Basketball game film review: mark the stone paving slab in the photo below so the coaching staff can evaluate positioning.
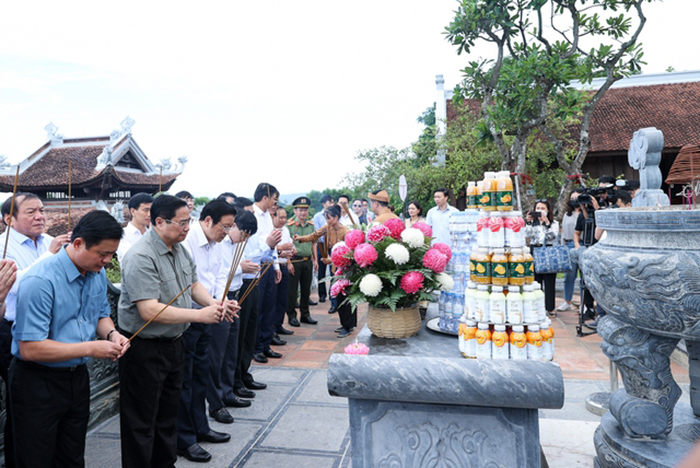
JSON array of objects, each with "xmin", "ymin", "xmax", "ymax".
[{"xmin": 84, "ymin": 291, "xmax": 692, "ymax": 467}]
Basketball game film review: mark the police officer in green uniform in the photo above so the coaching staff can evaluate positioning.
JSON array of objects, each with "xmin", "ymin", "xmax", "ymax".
[{"xmin": 286, "ymin": 197, "xmax": 318, "ymax": 326}]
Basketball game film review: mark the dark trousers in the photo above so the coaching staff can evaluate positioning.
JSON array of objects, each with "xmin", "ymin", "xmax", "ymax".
[
  {"xmin": 235, "ymin": 279, "xmax": 259, "ymax": 390},
  {"xmin": 316, "ymin": 244, "xmax": 327, "ymax": 300},
  {"xmin": 336, "ymin": 294, "xmax": 356, "ymax": 331},
  {"xmin": 0, "ymin": 319, "xmax": 15, "ymax": 468},
  {"xmin": 9, "ymin": 359, "xmax": 89, "ymax": 468},
  {"xmin": 287, "ymin": 258, "xmax": 312, "ymax": 321},
  {"xmin": 535, "ymin": 272, "xmax": 557, "ymax": 313},
  {"xmin": 255, "ymin": 266, "xmax": 278, "ymax": 354},
  {"xmin": 119, "ymin": 336, "xmax": 185, "ymax": 468},
  {"xmin": 177, "ymin": 323, "xmax": 212, "ymax": 449},
  {"xmin": 208, "ymin": 290, "xmax": 240, "ymax": 410},
  {"xmin": 273, "ymin": 266, "xmax": 289, "ymax": 331}
]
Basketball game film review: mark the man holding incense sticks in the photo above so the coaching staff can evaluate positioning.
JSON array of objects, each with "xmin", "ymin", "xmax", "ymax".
[
  {"xmin": 176, "ymin": 199, "xmax": 238, "ymax": 462},
  {"xmin": 118, "ymin": 195, "xmax": 239, "ymax": 468},
  {"xmin": 0, "ymin": 192, "xmax": 70, "ymax": 468},
  {"xmin": 10, "ymin": 211, "xmax": 128, "ymax": 468},
  {"xmin": 207, "ymin": 210, "xmax": 260, "ymax": 424}
]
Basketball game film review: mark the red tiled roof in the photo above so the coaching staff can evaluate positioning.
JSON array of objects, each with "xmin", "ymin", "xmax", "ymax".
[
  {"xmin": 447, "ymin": 81, "xmax": 700, "ymax": 153},
  {"xmin": 0, "ymin": 138, "xmax": 179, "ymax": 191}
]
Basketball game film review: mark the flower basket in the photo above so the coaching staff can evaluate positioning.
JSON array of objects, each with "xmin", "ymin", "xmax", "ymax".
[
  {"xmin": 329, "ymin": 220, "xmax": 453, "ymax": 338},
  {"xmin": 367, "ymin": 304, "xmax": 422, "ymax": 339}
]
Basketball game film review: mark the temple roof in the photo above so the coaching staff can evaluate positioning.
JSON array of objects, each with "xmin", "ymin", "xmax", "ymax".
[
  {"xmin": 0, "ymin": 118, "xmax": 184, "ymax": 196},
  {"xmin": 447, "ymin": 77, "xmax": 700, "ymax": 154}
]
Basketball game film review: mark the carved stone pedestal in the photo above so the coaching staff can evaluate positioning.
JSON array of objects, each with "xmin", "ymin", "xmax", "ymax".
[
  {"xmin": 328, "ymin": 325, "xmax": 564, "ymax": 468},
  {"xmin": 595, "ymin": 403, "xmax": 699, "ymax": 468}
]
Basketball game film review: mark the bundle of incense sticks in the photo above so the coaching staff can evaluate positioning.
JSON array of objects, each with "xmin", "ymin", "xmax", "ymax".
[
  {"xmin": 2, "ymin": 166, "xmax": 20, "ymax": 259},
  {"xmin": 67, "ymin": 159, "xmax": 72, "ymax": 231},
  {"xmin": 220, "ymin": 231, "xmax": 250, "ymax": 301},
  {"xmin": 127, "ymin": 284, "xmax": 191, "ymax": 342},
  {"xmin": 238, "ymin": 261, "xmax": 273, "ymax": 305}
]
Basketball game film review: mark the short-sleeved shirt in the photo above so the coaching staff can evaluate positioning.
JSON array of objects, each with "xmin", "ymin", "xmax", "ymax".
[
  {"xmin": 312, "ymin": 210, "xmax": 327, "ymax": 243},
  {"xmin": 288, "ymin": 220, "xmax": 315, "ymax": 258},
  {"xmin": 426, "ymin": 204, "xmax": 458, "ymax": 245},
  {"xmin": 12, "ymin": 247, "xmax": 111, "ymax": 367},
  {"xmin": 118, "ymin": 228, "xmax": 198, "ymax": 339}
]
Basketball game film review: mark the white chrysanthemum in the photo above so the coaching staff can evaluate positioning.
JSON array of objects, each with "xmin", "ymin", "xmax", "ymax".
[
  {"xmin": 334, "ymin": 241, "xmax": 347, "ymax": 249},
  {"xmin": 400, "ymin": 228, "xmax": 425, "ymax": 248},
  {"xmin": 359, "ymin": 273, "xmax": 383, "ymax": 297},
  {"xmin": 385, "ymin": 243, "xmax": 410, "ymax": 265},
  {"xmin": 436, "ymin": 272, "xmax": 454, "ymax": 291}
]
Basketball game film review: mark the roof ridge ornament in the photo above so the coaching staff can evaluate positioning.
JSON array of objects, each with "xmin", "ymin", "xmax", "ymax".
[
  {"xmin": 0, "ymin": 156, "xmax": 10, "ymax": 171},
  {"xmin": 44, "ymin": 122, "xmax": 64, "ymax": 146},
  {"xmin": 120, "ymin": 116, "xmax": 135, "ymax": 134},
  {"xmin": 96, "ymin": 145, "xmax": 114, "ymax": 171}
]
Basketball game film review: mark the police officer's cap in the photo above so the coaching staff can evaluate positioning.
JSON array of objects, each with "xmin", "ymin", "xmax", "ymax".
[{"xmin": 293, "ymin": 197, "xmax": 310, "ymax": 208}]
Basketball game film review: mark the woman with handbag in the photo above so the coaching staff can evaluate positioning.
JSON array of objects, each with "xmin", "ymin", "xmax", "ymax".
[{"xmin": 525, "ymin": 199, "xmax": 560, "ymax": 318}]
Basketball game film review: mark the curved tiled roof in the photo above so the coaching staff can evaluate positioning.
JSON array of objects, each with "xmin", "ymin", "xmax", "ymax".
[{"xmin": 447, "ymin": 80, "xmax": 700, "ymax": 153}]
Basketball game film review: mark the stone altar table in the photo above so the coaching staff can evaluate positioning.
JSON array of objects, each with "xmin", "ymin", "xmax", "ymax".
[{"xmin": 327, "ymin": 322, "xmax": 564, "ymax": 467}]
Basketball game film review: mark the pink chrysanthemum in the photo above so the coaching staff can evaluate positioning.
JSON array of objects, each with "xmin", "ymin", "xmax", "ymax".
[
  {"xmin": 330, "ymin": 279, "xmax": 352, "ymax": 298},
  {"xmin": 422, "ymin": 248, "xmax": 448, "ymax": 273},
  {"xmin": 354, "ymin": 243, "xmax": 378, "ymax": 267},
  {"xmin": 345, "ymin": 229, "xmax": 365, "ymax": 249},
  {"xmin": 367, "ymin": 224, "xmax": 391, "ymax": 243},
  {"xmin": 335, "ymin": 267, "xmax": 344, "ymax": 276},
  {"xmin": 412, "ymin": 222, "xmax": 433, "ymax": 238},
  {"xmin": 331, "ymin": 245, "xmax": 352, "ymax": 269},
  {"xmin": 432, "ymin": 242, "xmax": 452, "ymax": 262},
  {"xmin": 384, "ymin": 218, "xmax": 405, "ymax": 240},
  {"xmin": 400, "ymin": 271, "xmax": 425, "ymax": 294}
]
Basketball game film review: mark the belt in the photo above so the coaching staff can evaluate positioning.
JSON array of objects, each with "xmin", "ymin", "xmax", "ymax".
[
  {"xmin": 18, "ymin": 358, "xmax": 85, "ymax": 373},
  {"xmin": 292, "ymin": 256, "xmax": 310, "ymax": 261},
  {"xmin": 120, "ymin": 329, "xmax": 183, "ymax": 343}
]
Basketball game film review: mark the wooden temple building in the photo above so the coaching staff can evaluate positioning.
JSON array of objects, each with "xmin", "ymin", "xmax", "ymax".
[
  {"xmin": 436, "ymin": 70, "xmax": 700, "ymax": 203},
  {"xmin": 0, "ymin": 117, "xmax": 185, "ymax": 234}
]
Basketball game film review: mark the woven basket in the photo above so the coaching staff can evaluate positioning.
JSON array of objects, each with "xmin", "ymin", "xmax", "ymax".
[{"xmin": 367, "ymin": 304, "xmax": 421, "ymax": 339}]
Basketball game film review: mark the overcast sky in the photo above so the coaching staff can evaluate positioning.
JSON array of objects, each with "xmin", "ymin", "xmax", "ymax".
[{"xmin": 0, "ymin": 0, "xmax": 698, "ymax": 199}]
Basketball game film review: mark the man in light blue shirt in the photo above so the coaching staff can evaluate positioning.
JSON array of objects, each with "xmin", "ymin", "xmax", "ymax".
[
  {"xmin": 425, "ymin": 188, "xmax": 458, "ymax": 246},
  {"xmin": 0, "ymin": 192, "xmax": 70, "ymax": 468},
  {"xmin": 10, "ymin": 211, "xmax": 129, "ymax": 468}
]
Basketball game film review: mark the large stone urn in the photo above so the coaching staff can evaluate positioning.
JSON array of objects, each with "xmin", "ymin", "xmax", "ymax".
[{"xmin": 580, "ymin": 206, "xmax": 700, "ymax": 467}]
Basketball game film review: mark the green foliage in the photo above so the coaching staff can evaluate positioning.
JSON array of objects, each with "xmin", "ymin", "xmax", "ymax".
[
  {"xmin": 444, "ymin": 0, "xmax": 656, "ymax": 213},
  {"xmin": 106, "ymin": 257, "xmax": 121, "ymax": 284},
  {"xmin": 194, "ymin": 196, "xmax": 210, "ymax": 206}
]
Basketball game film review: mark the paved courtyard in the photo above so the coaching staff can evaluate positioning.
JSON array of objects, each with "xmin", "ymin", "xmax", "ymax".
[{"xmin": 85, "ymin": 290, "xmax": 691, "ymax": 467}]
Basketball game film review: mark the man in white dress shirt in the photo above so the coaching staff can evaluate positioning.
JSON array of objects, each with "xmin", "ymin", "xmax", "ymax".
[
  {"xmin": 117, "ymin": 193, "xmax": 153, "ymax": 261},
  {"xmin": 0, "ymin": 192, "xmax": 70, "ymax": 468},
  {"xmin": 426, "ymin": 188, "xmax": 458, "ymax": 246},
  {"xmin": 177, "ymin": 199, "xmax": 239, "ymax": 462}
]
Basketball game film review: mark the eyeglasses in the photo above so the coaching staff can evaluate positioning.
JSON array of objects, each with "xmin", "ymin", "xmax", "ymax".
[
  {"xmin": 352, "ymin": 204, "xmax": 362, "ymax": 207},
  {"xmin": 218, "ymin": 223, "xmax": 234, "ymax": 232},
  {"xmin": 164, "ymin": 218, "xmax": 191, "ymax": 228}
]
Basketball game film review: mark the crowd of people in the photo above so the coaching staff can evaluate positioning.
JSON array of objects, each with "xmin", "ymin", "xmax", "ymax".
[
  {"xmin": 0, "ymin": 182, "xmax": 410, "ymax": 467},
  {"xmin": 0, "ymin": 176, "xmax": 639, "ymax": 467}
]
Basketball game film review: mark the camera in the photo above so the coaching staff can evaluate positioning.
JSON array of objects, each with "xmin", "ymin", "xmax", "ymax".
[{"xmin": 572, "ymin": 185, "xmax": 616, "ymax": 209}]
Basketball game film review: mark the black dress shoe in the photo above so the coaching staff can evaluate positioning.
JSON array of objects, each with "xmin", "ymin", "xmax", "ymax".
[
  {"xmin": 264, "ymin": 349, "xmax": 283, "ymax": 358},
  {"xmin": 253, "ymin": 352, "xmax": 268, "ymax": 363},
  {"xmin": 328, "ymin": 306, "xmax": 337, "ymax": 314},
  {"xmin": 300, "ymin": 316, "xmax": 318, "ymax": 325},
  {"xmin": 234, "ymin": 387, "xmax": 256, "ymax": 398},
  {"xmin": 197, "ymin": 430, "xmax": 231, "ymax": 444},
  {"xmin": 276, "ymin": 327, "xmax": 294, "ymax": 335},
  {"xmin": 289, "ymin": 317, "xmax": 301, "ymax": 327},
  {"xmin": 178, "ymin": 444, "xmax": 212, "ymax": 462},
  {"xmin": 223, "ymin": 396, "xmax": 251, "ymax": 408},
  {"xmin": 309, "ymin": 299, "xmax": 318, "ymax": 306},
  {"xmin": 209, "ymin": 407, "xmax": 234, "ymax": 424},
  {"xmin": 245, "ymin": 380, "xmax": 267, "ymax": 390},
  {"xmin": 271, "ymin": 336, "xmax": 287, "ymax": 346},
  {"xmin": 319, "ymin": 297, "xmax": 327, "ymax": 303}
]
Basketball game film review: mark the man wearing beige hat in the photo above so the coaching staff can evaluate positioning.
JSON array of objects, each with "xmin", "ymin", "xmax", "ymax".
[{"xmin": 368, "ymin": 189, "xmax": 399, "ymax": 225}]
